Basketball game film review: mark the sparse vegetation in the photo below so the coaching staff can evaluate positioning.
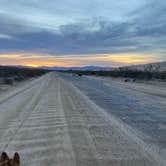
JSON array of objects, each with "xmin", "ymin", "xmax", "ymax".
[
  {"xmin": 0, "ymin": 66, "xmax": 50, "ymax": 85},
  {"xmin": 61, "ymin": 69, "xmax": 166, "ymax": 80},
  {"xmin": 3, "ymin": 77, "xmax": 14, "ymax": 85}
]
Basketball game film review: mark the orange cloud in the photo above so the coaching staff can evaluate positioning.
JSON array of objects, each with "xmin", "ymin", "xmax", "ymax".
[
  {"xmin": 100, "ymin": 53, "xmax": 155, "ymax": 64},
  {"xmin": 21, "ymin": 61, "xmax": 70, "ymax": 67},
  {"xmin": 0, "ymin": 52, "xmax": 159, "ymax": 67}
]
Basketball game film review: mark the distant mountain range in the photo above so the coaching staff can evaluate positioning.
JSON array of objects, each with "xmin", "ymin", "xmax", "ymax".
[
  {"xmin": 39, "ymin": 62, "xmax": 166, "ymax": 71},
  {"xmin": 1, "ymin": 65, "xmax": 111, "ymax": 71},
  {"xmin": 40, "ymin": 66, "xmax": 112, "ymax": 71},
  {"xmin": 1, "ymin": 61, "xmax": 166, "ymax": 72}
]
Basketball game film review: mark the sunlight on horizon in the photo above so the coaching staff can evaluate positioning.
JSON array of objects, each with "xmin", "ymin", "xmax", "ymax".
[{"xmin": 0, "ymin": 52, "xmax": 162, "ymax": 67}]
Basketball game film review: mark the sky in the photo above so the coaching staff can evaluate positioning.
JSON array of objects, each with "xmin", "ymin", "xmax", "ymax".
[{"xmin": 0, "ymin": 0, "xmax": 166, "ymax": 67}]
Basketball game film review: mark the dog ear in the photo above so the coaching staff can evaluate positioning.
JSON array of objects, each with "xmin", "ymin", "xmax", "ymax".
[
  {"xmin": 0, "ymin": 152, "xmax": 9, "ymax": 161},
  {"xmin": 13, "ymin": 152, "xmax": 20, "ymax": 164}
]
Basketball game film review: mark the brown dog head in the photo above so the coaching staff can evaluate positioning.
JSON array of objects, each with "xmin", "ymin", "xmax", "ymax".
[{"xmin": 0, "ymin": 152, "xmax": 20, "ymax": 166}]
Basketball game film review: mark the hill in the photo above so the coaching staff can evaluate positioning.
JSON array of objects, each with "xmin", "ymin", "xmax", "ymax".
[{"xmin": 121, "ymin": 61, "xmax": 166, "ymax": 72}]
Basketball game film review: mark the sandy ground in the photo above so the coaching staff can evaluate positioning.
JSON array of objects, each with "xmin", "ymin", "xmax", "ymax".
[
  {"xmin": 0, "ymin": 72, "xmax": 165, "ymax": 166},
  {"xmin": 0, "ymin": 77, "xmax": 35, "ymax": 96}
]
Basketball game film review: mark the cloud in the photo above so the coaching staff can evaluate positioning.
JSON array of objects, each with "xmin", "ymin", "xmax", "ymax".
[
  {"xmin": 0, "ymin": 52, "xmax": 160, "ymax": 67},
  {"xmin": 0, "ymin": 34, "xmax": 12, "ymax": 39},
  {"xmin": 0, "ymin": 0, "xmax": 165, "ymax": 62}
]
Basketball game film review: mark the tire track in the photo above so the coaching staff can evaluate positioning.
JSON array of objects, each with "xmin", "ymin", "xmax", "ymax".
[
  {"xmin": 0, "ymin": 73, "xmax": 163, "ymax": 166},
  {"xmin": 60, "ymin": 77, "xmax": 159, "ymax": 166},
  {"xmin": 0, "ymin": 73, "xmax": 51, "ymax": 153},
  {"xmin": 0, "ymin": 75, "xmax": 47, "ymax": 104},
  {"xmin": 3, "ymin": 74, "xmax": 76, "ymax": 166}
]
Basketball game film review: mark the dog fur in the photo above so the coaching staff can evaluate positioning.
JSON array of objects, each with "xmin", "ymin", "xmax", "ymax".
[{"xmin": 0, "ymin": 152, "xmax": 20, "ymax": 166}]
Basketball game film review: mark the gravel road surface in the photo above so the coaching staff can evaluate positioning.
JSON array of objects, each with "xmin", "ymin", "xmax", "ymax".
[{"xmin": 0, "ymin": 72, "xmax": 165, "ymax": 166}]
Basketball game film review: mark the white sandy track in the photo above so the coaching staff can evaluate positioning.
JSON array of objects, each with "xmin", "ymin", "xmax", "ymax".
[{"xmin": 0, "ymin": 73, "xmax": 163, "ymax": 166}]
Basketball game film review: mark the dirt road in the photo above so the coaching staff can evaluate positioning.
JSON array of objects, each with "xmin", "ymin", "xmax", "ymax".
[{"xmin": 0, "ymin": 73, "xmax": 165, "ymax": 166}]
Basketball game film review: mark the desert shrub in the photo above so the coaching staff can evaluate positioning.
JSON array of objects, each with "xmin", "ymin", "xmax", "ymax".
[
  {"xmin": 0, "ymin": 66, "xmax": 50, "ymax": 83},
  {"xmin": 14, "ymin": 75, "xmax": 25, "ymax": 81},
  {"xmin": 62, "ymin": 69, "xmax": 166, "ymax": 80},
  {"xmin": 3, "ymin": 77, "xmax": 14, "ymax": 85},
  {"xmin": 78, "ymin": 73, "xmax": 82, "ymax": 76}
]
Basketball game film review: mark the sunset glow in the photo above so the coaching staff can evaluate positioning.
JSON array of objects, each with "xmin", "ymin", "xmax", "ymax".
[
  {"xmin": 0, "ymin": 53, "xmax": 161, "ymax": 68},
  {"xmin": 0, "ymin": 0, "xmax": 165, "ymax": 67}
]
